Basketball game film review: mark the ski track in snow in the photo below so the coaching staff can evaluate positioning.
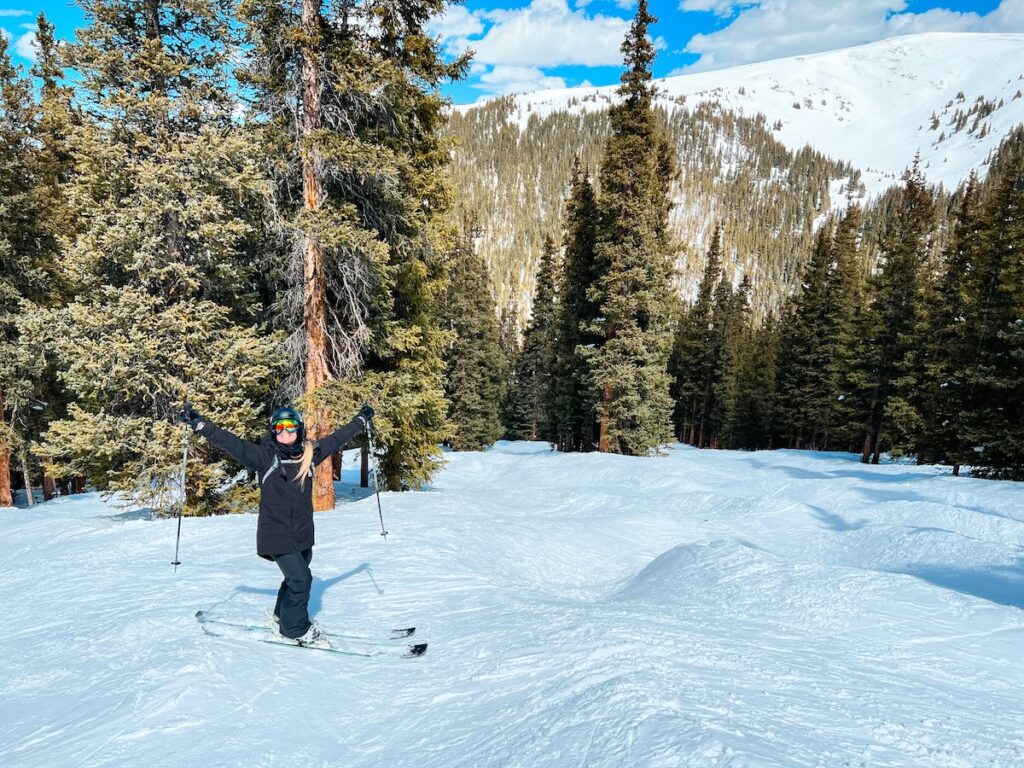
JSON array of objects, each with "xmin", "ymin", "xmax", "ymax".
[{"xmin": 2, "ymin": 443, "xmax": 1024, "ymax": 767}]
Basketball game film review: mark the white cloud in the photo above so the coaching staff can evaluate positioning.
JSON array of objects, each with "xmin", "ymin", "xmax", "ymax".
[
  {"xmin": 473, "ymin": 64, "xmax": 568, "ymax": 96},
  {"xmin": 678, "ymin": 0, "xmax": 1024, "ymax": 73},
  {"xmin": 427, "ymin": 5, "xmax": 484, "ymax": 40},
  {"xmin": 978, "ymin": 0, "xmax": 1024, "ymax": 30},
  {"xmin": 886, "ymin": 7, "xmax": 979, "ymax": 35},
  {"xmin": 14, "ymin": 27, "xmax": 35, "ymax": 60},
  {"xmin": 0, "ymin": 9, "xmax": 30, "ymax": 17},
  {"xmin": 438, "ymin": 0, "xmax": 634, "ymax": 68},
  {"xmin": 680, "ymin": 0, "xmax": 747, "ymax": 16}
]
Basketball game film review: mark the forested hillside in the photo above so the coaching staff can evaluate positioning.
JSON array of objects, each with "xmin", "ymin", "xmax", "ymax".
[{"xmin": 447, "ymin": 98, "xmax": 863, "ymax": 320}]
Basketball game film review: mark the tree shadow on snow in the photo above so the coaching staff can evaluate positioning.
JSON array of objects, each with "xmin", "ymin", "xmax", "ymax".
[
  {"xmin": 895, "ymin": 559, "xmax": 1024, "ymax": 610},
  {"xmin": 856, "ymin": 485, "xmax": 1018, "ymax": 523},
  {"xmin": 808, "ymin": 505, "xmax": 869, "ymax": 532},
  {"xmin": 746, "ymin": 456, "xmax": 937, "ymax": 484},
  {"xmin": 828, "ymin": 468, "xmax": 938, "ymax": 484}
]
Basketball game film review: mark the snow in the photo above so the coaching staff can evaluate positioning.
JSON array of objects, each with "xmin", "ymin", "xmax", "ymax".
[
  {"xmin": 458, "ymin": 32, "xmax": 1024, "ymax": 199},
  {"xmin": 3, "ymin": 443, "xmax": 1024, "ymax": 766}
]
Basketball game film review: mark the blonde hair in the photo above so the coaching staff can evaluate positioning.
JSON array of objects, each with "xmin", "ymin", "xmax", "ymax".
[{"xmin": 293, "ymin": 441, "xmax": 315, "ymax": 489}]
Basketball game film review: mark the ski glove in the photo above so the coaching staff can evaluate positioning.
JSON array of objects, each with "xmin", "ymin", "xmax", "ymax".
[
  {"xmin": 356, "ymin": 403, "xmax": 375, "ymax": 428},
  {"xmin": 177, "ymin": 402, "xmax": 204, "ymax": 430}
]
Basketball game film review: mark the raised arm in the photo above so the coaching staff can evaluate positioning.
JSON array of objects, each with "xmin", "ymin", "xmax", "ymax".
[
  {"xmin": 178, "ymin": 403, "xmax": 267, "ymax": 473},
  {"xmin": 312, "ymin": 405, "xmax": 374, "ymax": 466}
]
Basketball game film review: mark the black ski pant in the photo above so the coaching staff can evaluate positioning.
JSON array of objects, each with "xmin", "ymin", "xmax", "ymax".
[{"xmin": 273, "ymin": 548, "xmax": 313, "ymax": 638}]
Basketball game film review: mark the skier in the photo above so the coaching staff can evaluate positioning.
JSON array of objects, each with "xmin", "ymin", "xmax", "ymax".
[{"xmin": 177, "ymin": 401, "xmax": 375, "ymax": 646}]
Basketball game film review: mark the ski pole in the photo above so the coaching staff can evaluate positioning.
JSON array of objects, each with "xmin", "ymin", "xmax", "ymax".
[
  {"xmin": 172, "ymin": 416, "xmax": 190, "ymax": 571},
  {"xmin": 365, "ymin": 419, "xmax": 388, "ymax": 541}
]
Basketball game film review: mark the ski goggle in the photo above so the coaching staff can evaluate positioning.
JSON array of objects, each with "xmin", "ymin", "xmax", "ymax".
[{"xmin": 272, "ymin": 420, "xmax": 299, "ymax": 434}]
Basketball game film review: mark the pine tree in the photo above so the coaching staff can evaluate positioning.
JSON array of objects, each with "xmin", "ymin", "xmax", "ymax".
[
  {"xmin": 590, "ymin": 0, "xmax": 677, "ymax": 455},
  {"xmin": 829, "ymin": 204, "xmax": 868, "ymax": 452},
  {"xmin": 497, "ymin": 301, "xmax": 521, "ymax": 437},
  {"xmin": 714, "ymin": 274, "xmax": 753, "ymax": 448},
  {"xmin": 551, "ymin": 160, "xmax": 601, "ymax": 452},
  {"xmin": 671, "ymin": 224, "xmax": 722, "ymax": 445},
  {"xmin": 242, "ymin": 0, "xmax": 469, "ymax": 492},
  {"xmin": 776, "ymin": 225, "xmax": 837, "ymax": 449},
  {"xmin": 961, "ymin": 128, "xmax": 1024, "ymax": 478},
  {"xmin": 20, "ymin": 13, "xmax": 81, "ymax": 500},
  {"xmin": 917, "ymin": 176, "xmax": 981, "ymax": 472},
  {"xmin": 858, "ymin": 158, "xmax": 936, "ymax": 463},
  {"xmin": 441, "ymin": 223, "xmax": 504, "ymax": 451},
  {"xmin": 729, "ymin": 315, "xmax": 778, "ymax": 450},
  {"xmin": 34, "ymin": 0, "xmax": 281, "ymax": 515},
  {"xmin": 0, "ymin": 46, "xmax": 44, "ymax": 507},
  {"xmin": 507, "ymin": 235, "xmax": 559, "ymax": 440}
]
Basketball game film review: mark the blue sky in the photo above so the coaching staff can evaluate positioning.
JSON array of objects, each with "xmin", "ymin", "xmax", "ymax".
[{"xmin": 2, "ymin": 0, "xmax": 1020, "ymax": 104}]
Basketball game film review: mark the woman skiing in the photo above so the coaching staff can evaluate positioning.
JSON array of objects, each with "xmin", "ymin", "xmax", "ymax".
[{"xmin": 177, "ymin": 401, "xmax": 374, "ymax": 646}]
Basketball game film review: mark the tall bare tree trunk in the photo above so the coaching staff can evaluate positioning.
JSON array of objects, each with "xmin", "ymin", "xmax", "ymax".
[
  {"xmin": 300, "ymin": 0, "xmax": 334, "ymax": 512},
  {"xmin": 20, "ymin": 451, "xmax": 33, "ymax": 508},
  {"xmin": 598, "ymin": 322, "xmax": 616, "ymax": 452},
  {"xmin": 687, "ymin": 401, "xmax": 697, "ymax": 445},
  {"xmin": 598, "ymin": 383, "xmax": 612, "ymax": 452},
  {"xmin": 0, "ymin": 387, "xmax": 11, "ymax": 507}
]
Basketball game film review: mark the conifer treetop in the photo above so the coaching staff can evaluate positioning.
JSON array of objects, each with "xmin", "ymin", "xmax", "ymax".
[{"xmin": 618, "ymin": 0, "xmax": 656, "ymax": 110}]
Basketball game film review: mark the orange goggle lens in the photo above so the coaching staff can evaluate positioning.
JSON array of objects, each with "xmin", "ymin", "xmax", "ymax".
[{"xmin": 272, "ymin": 420, "xmax": 299, "ymax": 433}]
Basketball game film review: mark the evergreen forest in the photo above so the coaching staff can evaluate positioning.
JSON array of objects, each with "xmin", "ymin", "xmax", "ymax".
[{"xmin": 2, "ymin": 0, "xmax": 1023, "ymax": 516}]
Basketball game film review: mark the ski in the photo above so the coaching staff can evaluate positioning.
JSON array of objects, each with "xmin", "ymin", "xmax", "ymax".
[
  {"xmin": 331, "ymin": 626, "xmax": 415, "ymax": 641},
  {"xmin": 261, "ymin": 610, "xmax": 415, "ymax": 641},
  {"xmin": 195, "ymin": 611, "xmax": 427, "ymax": 658},
  {"xmin": 288, "ymin": 618, "xmax": 415, "ymax": 641}
]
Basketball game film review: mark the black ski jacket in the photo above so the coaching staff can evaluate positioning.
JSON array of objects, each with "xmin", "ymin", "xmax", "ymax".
[{"xmin": 196, "ymin": 416, "xmax": 366, "ymax": 559}]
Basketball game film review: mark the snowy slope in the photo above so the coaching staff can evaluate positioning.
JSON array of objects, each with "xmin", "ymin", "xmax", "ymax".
[
  {"xmin": 3, "ymin": 444, "xmax": 1024, "ymax": 766},
  {"xmin": 462, "ymin": 33, "xmax": 1024, "ymax": 197}
]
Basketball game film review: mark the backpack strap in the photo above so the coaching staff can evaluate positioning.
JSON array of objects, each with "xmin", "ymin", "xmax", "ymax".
[{"xmin": 260, "ymin": 455, "xmax": 279, "ymax": 486}]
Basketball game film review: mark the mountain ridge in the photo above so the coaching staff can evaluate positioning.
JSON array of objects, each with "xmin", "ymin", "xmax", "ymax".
[{"xmin": 457, "ymin": 32, "xmax": 1024, "ymax": 198}]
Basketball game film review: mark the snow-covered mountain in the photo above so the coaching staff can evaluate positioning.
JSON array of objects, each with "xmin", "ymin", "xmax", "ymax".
[
  {"xmin": 3, "ymin": 444, "xmax": 1024, "ymax": 765},
  {"xmin": 447, "ymin": 33, "xmax": 1024, "ymax": 319},
  {"xmin": 465, "ymin": 32, "xmax": 1024, "ymax": 197}
]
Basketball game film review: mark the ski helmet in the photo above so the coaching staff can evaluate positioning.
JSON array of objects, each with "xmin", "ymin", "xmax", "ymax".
[{"xmin": 270, "ymin": 406, "xmax": 305, "ymax": 441}]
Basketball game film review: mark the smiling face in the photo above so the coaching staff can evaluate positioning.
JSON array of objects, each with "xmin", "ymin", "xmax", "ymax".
[{"xmin": 275, "ymin": 429, "xmax": 298, "ymax": 446}]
